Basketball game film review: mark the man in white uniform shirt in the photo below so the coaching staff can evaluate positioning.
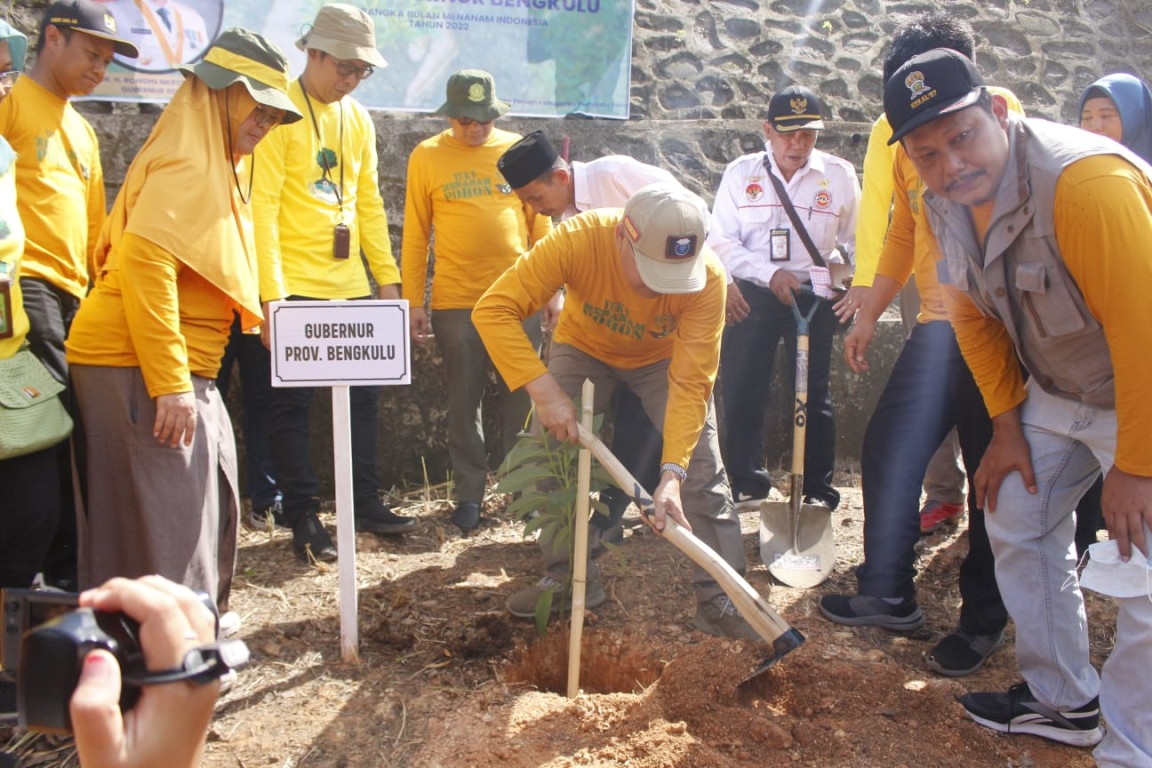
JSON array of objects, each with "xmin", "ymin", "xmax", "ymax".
[
  {"xmin": 103, "ymin": 0, "xmax": 210, "ymax": 72},
  {"xmin": 709, "ymin": 85, "xmax": 859, "ymax": 510}
]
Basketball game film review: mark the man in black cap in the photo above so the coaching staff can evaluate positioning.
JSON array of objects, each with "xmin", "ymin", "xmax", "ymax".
[
  {"xmin": 0, "ymin": 0, "xmax": 138, "ymax": 591},
  {"xmin": 401, "ymin": 71, "xmax": 552, "ymax": 533},
  {"xmin": 496, "ymin": 131, "xmax": 677, "ymax": 588},
  {"xmin": 709, "ymin": 84, "xmax": 859, "ymax": 511},
  {"xmin": 883, "ymin": 48, "xmax": 1152, "ymax": 763}
]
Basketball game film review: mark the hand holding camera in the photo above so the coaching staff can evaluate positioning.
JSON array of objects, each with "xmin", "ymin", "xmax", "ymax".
[{"xmin": 2, "ymin": 576, "xmax": 244, "ymax": 768}]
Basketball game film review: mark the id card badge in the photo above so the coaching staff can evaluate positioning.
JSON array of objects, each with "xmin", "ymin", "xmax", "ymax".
[{"xmin": 770, "ymin": 228, "xmax": 790, "ymax": 262}]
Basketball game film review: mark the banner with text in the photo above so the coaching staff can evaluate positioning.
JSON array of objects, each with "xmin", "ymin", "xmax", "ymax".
[{"xmin": 89, "ymin": 0, "xmax": 635, "ymax": 118}]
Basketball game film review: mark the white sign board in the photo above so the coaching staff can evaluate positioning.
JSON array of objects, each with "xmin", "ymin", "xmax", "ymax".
[{"xmin": 268, "ymin": 300, "xmax": 410, "ymax": 388}]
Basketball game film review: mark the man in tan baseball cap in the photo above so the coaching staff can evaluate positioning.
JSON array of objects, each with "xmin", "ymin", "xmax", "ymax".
[
  {"xmin": 250, "ymin": 2, "xmax": 416, "ymax": 563},
  {"xmin": 472, "ymin": 183, "xmax": 761, "ymax": 640}
]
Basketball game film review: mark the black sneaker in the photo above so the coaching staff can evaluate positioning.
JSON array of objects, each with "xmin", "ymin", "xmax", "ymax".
[
  {"xmin": 292, "ymin": 511, "xmax": 338, "ymax": 562},
  {"xmin": 247, "ymin": 500, "xmax": 288, "ymax": 531},
  {"xmin": 356, "ymin": 501, "xmax": 417, "ymax": 535},
  {"xmin": 451, "ymin": 501, "xmax": 481, "ymax": 532},
  {"xmin": 959, "ymin": 682, "xmax": 1103, "ymax": 747},
  {"xmin": 819, "ymin": 593, "xmax": 925, "ymax": 631},
  {"xmin": 926, "ymin": 629, "xmax": 1005, "ymax": 677}
]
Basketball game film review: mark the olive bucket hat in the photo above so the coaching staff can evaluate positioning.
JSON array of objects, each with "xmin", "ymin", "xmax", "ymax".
[
  {"xmin": 179, "ymin": 28, "xmax": 302, "ymax": 124},
  {"xmin": 435, "ymin": 69, "xmax": 510, "ymax": 122}
]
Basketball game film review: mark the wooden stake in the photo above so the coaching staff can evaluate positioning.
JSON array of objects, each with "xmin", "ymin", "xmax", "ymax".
[{"xmin": 567, "ymin": 378, "xmax": 594, "ymax": 698}]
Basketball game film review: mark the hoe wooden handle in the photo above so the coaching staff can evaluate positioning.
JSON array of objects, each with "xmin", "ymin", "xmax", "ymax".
[{"xmin": 576, "ymin": 425, "xmax": 795, "ymax": 644}]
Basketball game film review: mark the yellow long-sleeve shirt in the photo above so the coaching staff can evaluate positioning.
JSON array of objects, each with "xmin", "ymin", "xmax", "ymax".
[
  {"xmin": 401, "ymin": 127, "xmax": 551, "ymax": 310},
  {"xmin": 66, "ymin": 233, "xmax": 236, "ymax": 397},
  {"xmin": 856, "ymin": 88, "xmax": 1023, "ymax": 322},
  {"xmin": 472, "ymin": 210, "xmax": 726, "ymax": 469},
  {"xmin": 253, "ymin": 81, "xmax": 399, "ymax": 301},
  {"xmin": 0, "ymin": 76, "xmax": 105, "ymax": 299},
  {"xmin": 942, "ymin": 155, "xmax": 1152, "ymax": 475}
]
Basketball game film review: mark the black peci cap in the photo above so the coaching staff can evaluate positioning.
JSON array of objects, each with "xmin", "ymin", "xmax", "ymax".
[{"xmin": 498, "ymin": 131, "xmax": 560, "ymax": 189}]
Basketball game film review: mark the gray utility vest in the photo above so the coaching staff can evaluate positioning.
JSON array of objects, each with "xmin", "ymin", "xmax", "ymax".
[{"xmin": 926, "ymin": 117, "xmax": 1151, "ymax": 408}]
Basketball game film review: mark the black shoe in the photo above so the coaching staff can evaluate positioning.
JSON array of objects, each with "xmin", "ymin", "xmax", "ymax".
[
  {"xmin": 819, "ymin": 593, "xmax": 925, "ymax": 631},
  {"xmin": 292, "ymin": 511, "xmax": 337, "ymax": 562},
  {"xmin": 356, "ymin": 501, "xmax": 417, "ymax": 535},
  {"xmin": 451, "ymin": 501, "xmax": 481, "ymax": 532},
  {"xmin": 247, "ymin": 500, "xmax": 288, "ymax": 531},
  {"xmin": 926, "ymin": 629, "xmax": 1005, "ymax": 677},
  {"xmin": 959, "ymin": 682, "xmax": 1103, "ymax": 747}
]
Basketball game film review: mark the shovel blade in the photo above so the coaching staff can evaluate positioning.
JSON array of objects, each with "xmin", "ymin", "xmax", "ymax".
[{"xmin": 760, "ymin": 500, "xmax": 835, "ymax": 588}]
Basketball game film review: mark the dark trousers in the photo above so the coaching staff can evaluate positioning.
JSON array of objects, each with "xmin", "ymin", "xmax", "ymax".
[
  {"xmin": 18, "ymin": 276, "xmax": 78, "ymax": 587},
  {"xmin": 856, "ymin": 320, "xmax": 1007, "ymax": 637},
  {"xmin": 597, "ymin": 385, "xmax": 663, "ymax": 527},
  {"xmin": 217, "ymin": 317, "xmax": 281, "ymax": 510},
  {"xmin": 267, "ymin": 295, "xmax": 382, "ymax": 523},
  {"xmin": 0, "ymin": 446, "xmax": 61, "ymax": 588},
  {"xmin": 719, "ymin": 280, "xmax": 839, "ymax": 507}
]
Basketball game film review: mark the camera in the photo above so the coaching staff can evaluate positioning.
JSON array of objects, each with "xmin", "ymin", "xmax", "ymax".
[{"xmin": 2, "ymin": 589, "xmax": 143, "ymax": 733}]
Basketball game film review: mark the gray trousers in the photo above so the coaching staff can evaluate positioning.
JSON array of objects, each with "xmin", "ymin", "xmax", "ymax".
[
  {"xmin": 540, "ymin": 342, "xmax": 744, "ymax": 603},
  {"xmin": 432, "ymin": 309, "xmax": 541, "ymax": 504},
  {"xmin": 72, "ymin": 366, "xmax": 239, "ymax": 610},
  {"xmin": 986, "ymin": 381, "xmax": 1151, "ymax": 767}
]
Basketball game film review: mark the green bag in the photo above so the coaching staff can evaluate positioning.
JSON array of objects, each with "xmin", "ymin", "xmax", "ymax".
[{"xmin": 0, "ymin": 346, "xmax": 73, "ymax": 460}]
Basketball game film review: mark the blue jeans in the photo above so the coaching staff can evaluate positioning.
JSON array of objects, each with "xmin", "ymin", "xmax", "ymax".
[
  {"xmin": 217, "ymin": 316, "xmax": 281, "ymax": 510},
  {"xmin": 719, "ymin": 280, "xmax": 838, "ymax": 507},
  {"xmin": 855, "ymin": 321, "xmax": 1006, "ymax": 636}
]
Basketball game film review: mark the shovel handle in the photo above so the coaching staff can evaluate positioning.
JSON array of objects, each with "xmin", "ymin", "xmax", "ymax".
[{"xmin": 576, "ymin": 424, "xmax": 795, "ymax": 644}]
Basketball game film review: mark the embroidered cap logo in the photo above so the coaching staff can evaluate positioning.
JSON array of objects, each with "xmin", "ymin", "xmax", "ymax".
[
  {"xmin": 665, "ymin": 235, "xmax": 698, "ymax": 260},
  {"xmin": 905, "ymin": 70, "xmax": 927, "ymax": 99},
  {"xmin": 467, "ymin": 83, "xmax": 485, "ymax": 102},
  {"xmin": 789, "ymin": 96, "xmax": 807, "ymax": 115},
  {"xmin": 103, "ymin": 12, "xmax": 117, "ymax": 32}
]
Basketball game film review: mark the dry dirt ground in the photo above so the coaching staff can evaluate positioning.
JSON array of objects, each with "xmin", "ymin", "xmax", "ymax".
[{"xmin": 5, "ymin": 474, "xmax": 1117, "ymax": 768}]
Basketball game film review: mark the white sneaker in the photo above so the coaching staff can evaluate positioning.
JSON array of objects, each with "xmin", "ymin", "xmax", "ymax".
[{"xmin": 218, "ymin": 610, "xmax": 242, "ymax": 639}]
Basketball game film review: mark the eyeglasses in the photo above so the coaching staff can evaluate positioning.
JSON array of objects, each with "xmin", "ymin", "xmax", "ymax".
[
  {"xmin": 250, "ymin": 105, "xmax": 284, "ymax": 129},
  {"xmin": 455, "ymin": 116, "xmax": 494, "ymax": 127},
  {"xmin": 324, "ymin": 53, "xmax": 373, "ymax": 80},
  {"xmin": 0, "ymin": 71, "xmax": 19, "ymax": 88}
]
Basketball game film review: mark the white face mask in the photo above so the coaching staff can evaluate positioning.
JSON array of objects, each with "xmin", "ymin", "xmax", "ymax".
[{"xmin": 1078, "ymin": 540, "xmax": 1152, "ymax": 601}]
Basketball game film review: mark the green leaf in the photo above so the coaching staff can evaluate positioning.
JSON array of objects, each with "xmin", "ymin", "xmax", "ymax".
[
  {"xmin": 496, "ymin": 463, "xmax": 556, "ymax": 494},
  {"xmin": 534, "ymin": 590, "xmax": 553, "ymax": 637},
  {"xmin": 504, "ymin": 493, "xmax": 545, "ymax": 521},
  {"xmin": 522, "ymin": 513, "xmax": 549, "ymax": 537},
  {"xmin": 499, "ymin": 436, "xmax": 551, "ymax": 473}
]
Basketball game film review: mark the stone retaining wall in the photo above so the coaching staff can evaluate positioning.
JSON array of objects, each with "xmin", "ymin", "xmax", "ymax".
[{"xmin": 16, "ymin": 0, "xmax": 1144, "ymax": 491}]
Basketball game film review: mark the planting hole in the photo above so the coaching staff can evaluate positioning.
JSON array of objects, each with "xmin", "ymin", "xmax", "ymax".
[{"xmin": 505, "ymin": 629, "xmax": 663, "ymax": 694}]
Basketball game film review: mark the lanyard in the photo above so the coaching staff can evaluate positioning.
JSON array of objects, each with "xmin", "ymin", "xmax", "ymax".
[{"xmin": 301, "ymin": 81, "xmax": 344, "ymax": 217}]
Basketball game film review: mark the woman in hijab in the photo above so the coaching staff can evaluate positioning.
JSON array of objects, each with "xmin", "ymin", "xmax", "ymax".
[
  {"xmin": 65, "ymin": 28, "xmax": 301, "ymax": 618},
  {"xmin": 1079, "ymin": 72, "xmax": 1152, "ymax": 163}
]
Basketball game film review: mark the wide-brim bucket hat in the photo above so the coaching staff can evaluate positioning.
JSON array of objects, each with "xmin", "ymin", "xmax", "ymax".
[
  {"xmin": 435, "ymin": 69, "xmax": 510, "ymax": 122},
  {"xmin": 180, "ymin": 28, "xmax": 302, "ymax": 124},
  {"xmin": 295, "ymin": 3, "xmax": 387, "ymax": 69}
]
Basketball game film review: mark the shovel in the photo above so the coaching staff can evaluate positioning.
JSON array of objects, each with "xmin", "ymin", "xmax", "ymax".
[
  {"xmin": 760, "ymin": 291, "xmax": 836, "ymax": 588},
  {"xmin": 576, "ymin": 424, "xmax": 805, "ymax": 679}
]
